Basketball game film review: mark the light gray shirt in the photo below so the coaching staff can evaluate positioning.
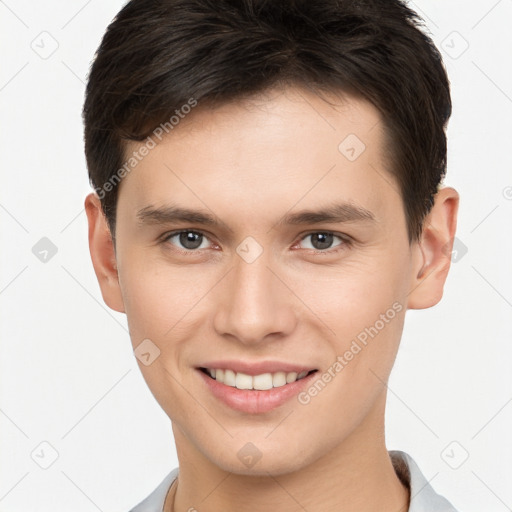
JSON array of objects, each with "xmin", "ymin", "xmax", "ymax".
[{"xmin": 130, "ymin": 450, "xmax": 458, "ymax": 511}]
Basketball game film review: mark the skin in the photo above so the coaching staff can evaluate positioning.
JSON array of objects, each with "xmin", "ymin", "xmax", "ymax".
[{"xmin": 85, "ymin": 86, "xmax": 459, "ymax": 512}]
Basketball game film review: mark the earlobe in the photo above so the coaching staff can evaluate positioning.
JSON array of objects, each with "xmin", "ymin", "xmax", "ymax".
[
  {"xmin": 407, "ymin": 186, "xmax": 460, "ymax": 310},
  {"xmin": 84, "ymin": 193, "xmax": 125, "ymax": 313}
]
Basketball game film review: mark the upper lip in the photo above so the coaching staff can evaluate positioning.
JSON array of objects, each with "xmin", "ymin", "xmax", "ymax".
[{"xmin": 198, "ymin": 360, "xmax": 317, "ymax": 376}]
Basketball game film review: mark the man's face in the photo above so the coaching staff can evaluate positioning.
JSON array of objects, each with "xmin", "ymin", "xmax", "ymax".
[{"xmin": 110, "ymin": 87, "xmax": 422, "ymax": 474}]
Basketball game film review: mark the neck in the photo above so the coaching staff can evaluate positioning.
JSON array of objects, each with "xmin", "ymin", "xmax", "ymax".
[{"xmin": 166, "ymin": 396, "xmax": 410, "ymax": 512}]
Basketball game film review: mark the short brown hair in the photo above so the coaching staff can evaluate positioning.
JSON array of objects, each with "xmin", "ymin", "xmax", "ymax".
[{"xmin": 83, "ymin": 0, "xmax": 451, "ymax": 243}]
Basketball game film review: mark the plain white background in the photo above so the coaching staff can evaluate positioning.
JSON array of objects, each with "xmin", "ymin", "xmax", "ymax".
[{"xmin": 0, "ymin": 1, "xmax": 511, "ymax": 511}]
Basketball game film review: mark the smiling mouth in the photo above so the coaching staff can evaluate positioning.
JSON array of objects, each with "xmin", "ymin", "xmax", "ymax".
[{"xmin": 199, "ymin": 367, "xmax": 318, "ymax": 391}]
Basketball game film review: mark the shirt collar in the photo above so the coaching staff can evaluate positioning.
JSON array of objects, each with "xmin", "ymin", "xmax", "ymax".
[{"xmin": 390, "ymin": 450, "xmax": 459, "ymax": 511}]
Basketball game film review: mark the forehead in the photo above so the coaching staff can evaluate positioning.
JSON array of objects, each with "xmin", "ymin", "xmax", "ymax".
[
  {"xmin": 147, "ymin": 87, "xmax": 384, "ymax": 153},
  {"xmin": 118, "ymin": 86, "xmax": 398, "ymax": 227}
]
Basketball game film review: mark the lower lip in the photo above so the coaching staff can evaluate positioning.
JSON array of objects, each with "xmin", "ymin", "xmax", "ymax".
[{"xmin": 197, "ymin": 369, "xmax": 317, "ymax": 414}]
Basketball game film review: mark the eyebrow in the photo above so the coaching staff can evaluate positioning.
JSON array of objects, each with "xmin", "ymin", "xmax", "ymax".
[
  {"xmin": 278, "ymin": 202, "xmax": 376, "ymax": 226},
  {"xmin": 136, "ymin": 201, "xmax": 376, "ymax": 228},
  {"xmin": 137, "ymin": 205, "xmax": 226, "ymax": 228}
]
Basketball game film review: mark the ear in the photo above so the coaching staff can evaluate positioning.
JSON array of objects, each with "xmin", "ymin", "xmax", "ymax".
[
  {"xmin": 407, "ymin": 186, "xmax": 460, "ymax": 310},
  {"xmin": 84, "ymin": 192, "xmax": 125, "ymax": 313}
]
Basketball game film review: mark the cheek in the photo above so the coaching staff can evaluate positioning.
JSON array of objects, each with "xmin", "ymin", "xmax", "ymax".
[
  {"xmin": 293, "ymin": 301, "xmax": 406, "ymax": 453},
  {"xmin": 117, "ymin": 259, "xmax": 208, "ymax": 418},
  {"xmin": 289, "ymin": 248, "xmax": 409, "ymax": 403},
  {"xmin": 118, "ymin": 253, "xmax": 213, "ymax": 343},
  {"xmin": 292, "ymin": 253, "xmax": 407, "ymax": 340}
]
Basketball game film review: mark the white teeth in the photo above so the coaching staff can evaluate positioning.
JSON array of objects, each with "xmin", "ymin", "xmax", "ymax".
[
  {"xmin": 205, "ymin": 368, "xmax": 312, "ymax": 390},
  {"xmin": 224, "ymin": 369, "xmax": 236, "ymax": 387},
  {"xmin": 253, "ymin": 373, "xmax": 273, "ymax": 390},
  {"xmin": 272, "ymin": 371, "xmax": 287, "ymax": 388},
  {"xmin": 235, "ymin": 372, "xmax": 253, "ymax": 390},
  {"xmin": 286, "ymin": 371, "xmax": 298, "ymax": 383}
]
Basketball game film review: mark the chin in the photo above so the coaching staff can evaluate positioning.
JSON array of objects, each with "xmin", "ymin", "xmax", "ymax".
[
  {"xmin": 202, "ymin": 436, "xmax": 317, "ymax": 477},
  {"xmin": 218, "ymin": 454, "xmax": 307, "ymax": 477}
]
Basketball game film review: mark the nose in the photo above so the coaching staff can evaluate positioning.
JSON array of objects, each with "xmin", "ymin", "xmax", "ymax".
[{"xmin": 213, "ymin": 254, "xmax": 298, "ymax": 346}]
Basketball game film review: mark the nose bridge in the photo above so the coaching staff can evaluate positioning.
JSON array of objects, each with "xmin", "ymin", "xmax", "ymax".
[{"xmin": 213, "ymin": 251, "xmax": 296, "ymax": 344}]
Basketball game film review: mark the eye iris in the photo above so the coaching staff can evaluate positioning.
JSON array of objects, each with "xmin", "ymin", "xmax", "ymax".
[
  {"xmin": 311, "ymin": 233, "xmax": 333, "ymax": 250},
  {"xmin": 179, "ymin": 231, "xmax": 203, "ymax": 249}
]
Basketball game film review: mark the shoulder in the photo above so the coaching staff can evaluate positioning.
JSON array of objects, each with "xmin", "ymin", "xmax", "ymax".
[
  {"xmin": 389, "ymin": 450, "xmax": 459, "ymax": 512},
  {"xmin": 129, "ymin": 467, "xmax": 179, "ymax": 512}
]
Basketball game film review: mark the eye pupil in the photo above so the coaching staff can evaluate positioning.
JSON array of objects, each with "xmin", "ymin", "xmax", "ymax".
[
  {"xmin": 179, "ymin": 231, "xmax": 203, "ymax": 249},
  {"xmin": 311, "ymin": 232, "xmax": 333, "ymax": 250}
]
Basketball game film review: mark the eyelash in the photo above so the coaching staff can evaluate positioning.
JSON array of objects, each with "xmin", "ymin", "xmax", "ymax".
[{"xmin": 159, "ymin": 229, "xmax": 353, "ymax": 255}]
